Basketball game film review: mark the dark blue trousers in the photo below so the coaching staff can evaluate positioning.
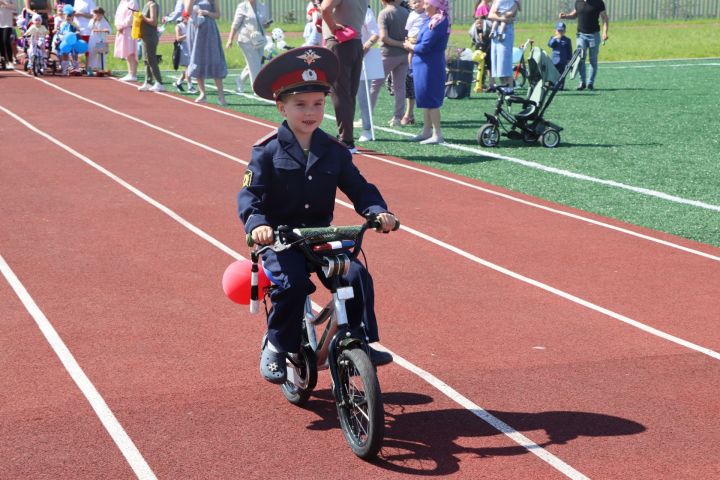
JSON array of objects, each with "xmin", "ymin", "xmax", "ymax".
[
  {"xmin": 554, "ymin": 61, "xmax": 568, "ymax": 88},
  {"xmin": 261, "ymin": 248, "xmax": 379, "ymax": 353}
]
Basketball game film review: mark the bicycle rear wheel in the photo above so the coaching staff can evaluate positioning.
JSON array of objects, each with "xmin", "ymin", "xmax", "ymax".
[{"xmin": 336, "ymin": 348, "xmax": 384, "ymax": 459}]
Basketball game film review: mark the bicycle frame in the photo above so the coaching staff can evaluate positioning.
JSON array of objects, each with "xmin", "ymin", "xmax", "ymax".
[
  {"xmin": 249, "ymin": 218, "xmax": 394, "ymax": 394},
  {"xmin": 286, "ymin": 260, "xmax": 364, "ymax": 394}
]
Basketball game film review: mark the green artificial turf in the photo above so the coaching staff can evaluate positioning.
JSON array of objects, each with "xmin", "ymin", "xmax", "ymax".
[{"xmin": 111, "ymin": 20, "xmax": 720, "ymax": 247}]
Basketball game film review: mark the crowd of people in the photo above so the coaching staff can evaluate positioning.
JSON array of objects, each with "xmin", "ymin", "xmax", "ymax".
[
  {"xmin": 0, "ymin": 0, "xmax": 608, "ymax": 150},
  {"xmin": 471, "ymin": 0, "xmax": 608, "ymax": 93},
  {"xmin": 1, "ymin": 0, "xmax": 115, "ymax": 75}
]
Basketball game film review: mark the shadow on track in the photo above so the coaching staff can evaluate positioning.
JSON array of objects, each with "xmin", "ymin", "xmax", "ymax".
[{"xmin": 304, "ymin": 390, "xmax": 645, "ymax": 475}]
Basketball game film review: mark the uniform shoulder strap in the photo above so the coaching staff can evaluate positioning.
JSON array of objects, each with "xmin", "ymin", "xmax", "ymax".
[{"xmin": 253, "ymin": 130, "xmax": 279, "ymax": 147}]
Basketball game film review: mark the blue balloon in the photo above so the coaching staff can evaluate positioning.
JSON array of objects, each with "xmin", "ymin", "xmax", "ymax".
[
  {"xmin": 73, "ymin": 40, "xmax": 88, "ymax": 54},
  {"xmin": 62, "ymin": 4, "xmax": 74, "ymax": 15},
  {"xmin": 64, "ymin": 32, "xmax": 77, "ymax": 46},
  {"xmin": 59, "ymin": 41, "xmax": 72, "ymax": 54}
]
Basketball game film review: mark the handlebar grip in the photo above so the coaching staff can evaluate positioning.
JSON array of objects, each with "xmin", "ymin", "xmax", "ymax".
[
  {"xmin": 246, "ymin": 234, "xmax": 254, "ymax": 247},
  {"xmin": 369, "ymin": 217, "xmax": 401, "ymax": 232}
]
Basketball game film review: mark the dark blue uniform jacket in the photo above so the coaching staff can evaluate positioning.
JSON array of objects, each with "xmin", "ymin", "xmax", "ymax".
[
  {"xmin": 548, "ymin": 35, "xmax": 573, "ymax": 67},
  {"xmin": 238, "ymin": 121, "xmax": 388, "ymax": 233}
]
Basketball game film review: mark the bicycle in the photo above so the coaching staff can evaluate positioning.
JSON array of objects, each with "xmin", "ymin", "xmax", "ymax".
[
  {"xmin": 512, "ymin": 38, "xmax": 533, "ymax": 89},
  {"xmin": 246, "ymin": 214, "xmax": 400, "ymax": 459},
  {"xmin": 27, "ymin": 36, "xmax": 46, "ymax": 77}
]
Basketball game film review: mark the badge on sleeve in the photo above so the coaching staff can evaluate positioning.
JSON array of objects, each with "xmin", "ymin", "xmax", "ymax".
[{"xmin": 242, "ymin": 170, "xmax": 253, "ymax": 188}]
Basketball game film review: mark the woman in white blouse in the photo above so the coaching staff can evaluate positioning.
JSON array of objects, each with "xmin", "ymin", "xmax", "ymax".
[{"xmin": 224, "ymin": 0, "xmax": 270, "ymax": 93}]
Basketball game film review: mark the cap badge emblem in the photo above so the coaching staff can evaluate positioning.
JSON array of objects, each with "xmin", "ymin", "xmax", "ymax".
[
  {"xmin": 298, "ymin": 49, "xmax": 321, "ymax": 65},
  {"xmin": 302, "ymin": 69, "xmax": 318, "ymax": 81}
]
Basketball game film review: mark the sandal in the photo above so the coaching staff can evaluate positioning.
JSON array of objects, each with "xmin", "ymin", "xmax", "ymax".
[
  {"xmin": 400, "ymin": 116, "xmax": 415, "ymax": 126},
  {"xmin": 259, "ymin": 339, "xmax": 287, "ymax": 384}
]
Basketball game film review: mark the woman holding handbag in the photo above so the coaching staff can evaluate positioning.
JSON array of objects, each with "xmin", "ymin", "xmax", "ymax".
[{"xmin": 225, "ymin": 0, "xmax": 270, "ymax": 94}]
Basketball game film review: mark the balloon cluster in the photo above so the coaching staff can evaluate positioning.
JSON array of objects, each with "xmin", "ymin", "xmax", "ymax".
[{"xmin": 58, "ymin": 32, "xmax": 89, "ymax": 55}]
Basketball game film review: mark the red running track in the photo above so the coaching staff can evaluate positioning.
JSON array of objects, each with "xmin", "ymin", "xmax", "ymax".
[{"xmin": 1, "ymin": 71, "xmax": 719, "ymax": 479}]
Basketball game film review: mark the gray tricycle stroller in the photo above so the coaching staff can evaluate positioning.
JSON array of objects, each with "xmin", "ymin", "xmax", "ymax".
[{"xmin": 477, "ymin": 46, "xmax": 582, "ymax": 148}]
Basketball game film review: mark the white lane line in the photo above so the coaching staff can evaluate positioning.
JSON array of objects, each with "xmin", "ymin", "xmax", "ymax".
[
  {"xmin": 120, "ymin": 74, "xmax": 720, "ymax": 261},
  {"xmin": 0, "ymin": 254, "xmax": 157, "ymax": 480},
  {"xmin": 355, "ymin": 152, "xmax": 720, "ymax": 262},
  {"xmin": 1, "ymin": 104, "xmax": 589, "ymax": 480},
  {"xmin": 399, "ymin": 219, "xmax": 720, "ymax": 361},
  {"xmin": 602, "ymin": 62, "xmax": 720, "ymax": 69},
  {"xmin": 10, "ymin": 81, "xmax": 720, "ymax": 355},
  {"xmin": 373, "ymin": 344, "xmax": 590, "ymax": 480},
  {"xmin": 601, "ymin": 57, "xmax": 720, "ymax": 64},
  {"xmin": 153, "ymin": 72, "xmax": 720, "ymax": 214}
]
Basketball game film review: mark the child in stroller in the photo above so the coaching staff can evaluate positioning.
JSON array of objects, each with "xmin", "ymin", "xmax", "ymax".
[{"xmin": 477, "ymin": 45, "xmax": 582, "ymax": 148}]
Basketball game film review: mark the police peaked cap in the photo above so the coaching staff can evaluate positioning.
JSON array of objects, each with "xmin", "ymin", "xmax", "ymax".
[{"xmin": 253, "ymin": 46, "xmax": 338, "ymax": 100}]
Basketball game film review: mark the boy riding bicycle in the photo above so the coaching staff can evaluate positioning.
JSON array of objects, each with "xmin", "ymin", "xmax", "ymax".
[{"xmin": 237, "ymin": 46, "xmax": 398, "ymax": 384}]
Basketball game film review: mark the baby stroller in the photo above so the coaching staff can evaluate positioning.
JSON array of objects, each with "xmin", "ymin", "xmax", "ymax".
[{"xmin": 477, "ymin": 46, "xmax": 582, "ymax": 148}]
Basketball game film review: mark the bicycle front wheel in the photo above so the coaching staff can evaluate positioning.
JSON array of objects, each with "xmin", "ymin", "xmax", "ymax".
[{"xmin": 336, "ymin": 348, "xmax": 384, "ymax": 459}]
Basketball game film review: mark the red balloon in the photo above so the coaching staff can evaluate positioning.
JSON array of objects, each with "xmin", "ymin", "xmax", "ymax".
[{"xmin": 222, "ymin": 260, "xmax": 271, "ymax": 305}]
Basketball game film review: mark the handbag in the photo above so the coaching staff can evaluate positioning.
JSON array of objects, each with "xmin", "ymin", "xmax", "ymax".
[
  {"xmin": 172, "ymin": 40, "xmax": 181, "ymax": 70},
  {"xmin": 131, "ymin": 11, "xmax": 142, "ymax": 40},
  {"xmin": 249, "ymin": 30, "xmax": 266, "ymax": 47},
  {"xmin": 334, "ymin": 25, "xmax": 357, "ymax": 43}
]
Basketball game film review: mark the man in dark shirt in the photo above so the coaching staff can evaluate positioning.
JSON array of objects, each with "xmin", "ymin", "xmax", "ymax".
[{"xmin": 560, "ymin": 0, "xmax": 608, "ymax": 90}]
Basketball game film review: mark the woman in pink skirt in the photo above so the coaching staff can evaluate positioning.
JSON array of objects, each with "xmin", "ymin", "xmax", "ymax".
[{"xmin": 114, "ymin": 0, "xmax": 139, "ymax": 81}]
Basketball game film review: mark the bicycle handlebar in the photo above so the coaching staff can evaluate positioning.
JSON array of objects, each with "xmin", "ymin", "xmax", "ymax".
[
  {"xmin": 246, "ymin": 214, "xmax": 400, "ymax": 254},
  {"xmin": 245, "ymin": 215, "xmax": 399, "ymax": 314}
]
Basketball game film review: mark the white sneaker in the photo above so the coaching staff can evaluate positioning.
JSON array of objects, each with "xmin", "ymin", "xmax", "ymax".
[
  {"xmin": 419, "ymin": 135, "xmax": 444, "ymax": 145},
  {"xmin": 150, "ymin": 83, "xmax": 165, "ymax": 92},
  {"xmin": 235, "ymin": 78, "xmax": 244, "ymax": 94},
  {"xmin": 388, "ymin": 118, "xmax": 401, "ymax": 127},
  {"xmin": 138, "ymin": 83, "xmax": 152, "ymax": 91},
  {"xmin": 120, "ymin": 74, "xmax": 137, "ymax": 82},
  {"xmin": 358, "ymin": 130, "xmax": 373, "ymax": 142},
  {"xmin": 188, "ymin": 86, "xmax": 197, "ymax": 94}
]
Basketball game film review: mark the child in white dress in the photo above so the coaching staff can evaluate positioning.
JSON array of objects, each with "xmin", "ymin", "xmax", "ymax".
[{"xmin": 87, "ymin": 7, "xmax": 111, "ymax": 73}]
